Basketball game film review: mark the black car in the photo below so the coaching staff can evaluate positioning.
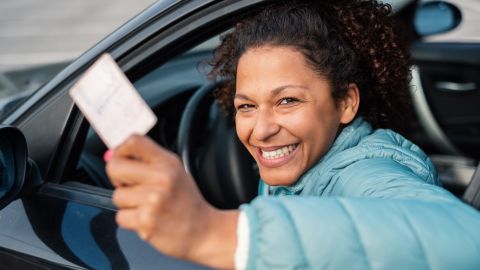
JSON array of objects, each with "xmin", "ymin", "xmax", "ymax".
[{"xmin": 0, "ymin": 0, "xmax": 479, "ymax": 269}]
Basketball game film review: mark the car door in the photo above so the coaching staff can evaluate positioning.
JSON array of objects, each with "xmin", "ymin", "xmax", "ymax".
[
  {"xmin": 407, "ymin": 0, "xmax": 480, "ymax": 195},
  {"xmin": 0, "ymin": 0, "xmax": 266, "ymax": 268}
]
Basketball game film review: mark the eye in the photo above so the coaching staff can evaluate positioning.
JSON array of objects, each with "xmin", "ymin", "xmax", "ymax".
[
  {"xmin": 279, "ymin": 97, "xmax": 299, "ymax": 106},
  {"xmin": 236, "ymin": 104, "xmax": 255, "ymax": 112}
]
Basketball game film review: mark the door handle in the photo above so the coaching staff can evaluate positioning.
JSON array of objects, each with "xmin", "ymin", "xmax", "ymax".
[{"xmin": 435, "ymin": 81, "xmax": 476, "ymax": 92}]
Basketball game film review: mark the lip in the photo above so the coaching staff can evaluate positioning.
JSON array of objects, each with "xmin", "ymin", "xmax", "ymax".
[{"xmin": 255, "ymin": 144, "xmax": 299, "ymax": 168}]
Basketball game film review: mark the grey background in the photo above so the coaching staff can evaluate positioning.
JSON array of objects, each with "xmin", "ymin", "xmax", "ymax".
[
  {"xmin": 0, "ymin": 0, "xmax": 477, "ymax": 73},
  {"xmin": 0, "ymin": 0, "xmax": 157, "ymax": 72}
]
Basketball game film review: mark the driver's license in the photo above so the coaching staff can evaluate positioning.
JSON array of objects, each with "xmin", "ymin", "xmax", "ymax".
[{"xmin": 69, "ymin": 53, "xmax": 157, "ymax": 149}]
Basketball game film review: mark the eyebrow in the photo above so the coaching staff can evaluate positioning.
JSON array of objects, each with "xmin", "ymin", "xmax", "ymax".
[{"xmin": 235, "ymin": 84, "xmax": 307, "ymax": 100}]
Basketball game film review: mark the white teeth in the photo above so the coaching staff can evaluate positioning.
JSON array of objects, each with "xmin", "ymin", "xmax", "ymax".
[{"xmin": 261, "ymin": 144, "xmax": 297, "ymax": 160}]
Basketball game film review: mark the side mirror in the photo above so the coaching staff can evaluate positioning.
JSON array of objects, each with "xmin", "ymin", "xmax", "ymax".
[
  {"xmin": 414, "ymin": 1, "xmax": 462, "ymax": 37},
  {"xmin": 0, "ymin": 125, "xmax": 27, "ymax": 209}
]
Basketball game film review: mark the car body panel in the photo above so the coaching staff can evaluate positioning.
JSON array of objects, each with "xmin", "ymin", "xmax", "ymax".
[{"xmin": 0, "ymin": 184, "xmax": 209, "ymax": 269}]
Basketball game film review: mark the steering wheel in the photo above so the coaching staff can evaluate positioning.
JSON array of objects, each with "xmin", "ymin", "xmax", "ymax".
[{"xmin": 177, "ymin": 82, "xmax": 259, "ymax": 209}]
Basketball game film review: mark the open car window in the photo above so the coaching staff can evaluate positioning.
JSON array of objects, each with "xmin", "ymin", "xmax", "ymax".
[{"xmin": 66, "ymin": 36, "xmax": 222, "ymax": 189}]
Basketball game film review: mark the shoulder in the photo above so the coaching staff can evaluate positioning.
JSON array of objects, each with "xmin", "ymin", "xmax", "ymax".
[
  {"xmin": 305, "ymin": 125, "xmax": 447, "ymax": 200},
  {"xmin": 357, "ymin": 128, "xmax": 438, "ymax": 184},
  {"xmin": 325, "ymin": 127, "xmax": 438, "ymax": 184}
]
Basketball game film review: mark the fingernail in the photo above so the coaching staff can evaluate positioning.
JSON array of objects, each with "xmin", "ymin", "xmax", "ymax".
[{"xmin": 103, "ymin": 150, "xmax": 113, "ymax": 162}]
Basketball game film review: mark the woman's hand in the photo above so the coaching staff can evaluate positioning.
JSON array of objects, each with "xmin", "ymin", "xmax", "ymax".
[{"xmin": 105, "ymin": 135, "xmax": 238, "ymax": 268}]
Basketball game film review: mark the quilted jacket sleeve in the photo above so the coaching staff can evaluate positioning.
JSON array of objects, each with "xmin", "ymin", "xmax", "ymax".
[{"xmin": 240, "ymin": 159, "xmax": 480, "ymax": 269}]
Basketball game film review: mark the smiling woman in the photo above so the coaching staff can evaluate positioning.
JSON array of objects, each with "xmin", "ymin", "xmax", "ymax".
[
  {"xmin": 234, "ymin": 46, "xmax": 358, "ymax": 186},
  {"xmin": 105, "ymin": 0, "xmax": 480, "ymax": 269}
]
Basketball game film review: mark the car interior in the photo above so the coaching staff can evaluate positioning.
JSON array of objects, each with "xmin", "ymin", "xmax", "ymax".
[
  {"xmin": 61, "ymin": 0, "xmax": 479, "ymax": 210},
  {"xmin": 67, "ymin": 38, "xmax": 260, "ymax": 209}
]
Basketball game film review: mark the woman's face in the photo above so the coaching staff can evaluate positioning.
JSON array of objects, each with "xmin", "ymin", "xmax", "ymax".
[{"xmin": 235, "ymin": 46, "xmax": 354, "ymax": 186}]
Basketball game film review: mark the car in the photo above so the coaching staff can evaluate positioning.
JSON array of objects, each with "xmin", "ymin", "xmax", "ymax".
[{"xmin": 0, "ymin": 0, "xmax": 479, "ymax": 269}]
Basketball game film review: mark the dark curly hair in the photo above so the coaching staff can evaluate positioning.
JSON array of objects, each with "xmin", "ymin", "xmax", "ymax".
[{"xmin": 209, "ymin": 0, "xmax": 411, "ymax": 131}]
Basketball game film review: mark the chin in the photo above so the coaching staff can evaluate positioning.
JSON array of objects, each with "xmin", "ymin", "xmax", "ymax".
[{"xmin": 260, "ymin": 170, "xmax": 299, "ymax": 186}]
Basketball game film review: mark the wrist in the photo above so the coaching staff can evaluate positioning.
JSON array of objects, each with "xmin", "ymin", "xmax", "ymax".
[{"xmin": 188, "ymin": 206, "xmax": 239, "ymax": 269}]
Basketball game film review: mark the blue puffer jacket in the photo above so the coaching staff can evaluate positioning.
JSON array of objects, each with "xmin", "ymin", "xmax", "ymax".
[{"xmin": 240, "ymin": 118, "xmax": 480, "ymax": 269}]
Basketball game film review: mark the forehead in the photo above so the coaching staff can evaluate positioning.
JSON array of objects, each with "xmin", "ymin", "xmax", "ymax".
[
  {"xmin": 235, "ymin": 45, "xmax": 330, "ymax": 93},
  {"xmin": 238, "ymin": 45, "xmax": 309, "ymax": 70}
]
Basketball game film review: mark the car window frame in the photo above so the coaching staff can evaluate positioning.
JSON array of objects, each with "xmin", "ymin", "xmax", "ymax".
[
  {"xmin": 2, "ymin": 0, "xmax": 265, "ymax": 186},
  {"xmin": 57, "ymin": 0, "xmax": 268, "ymax": 189}
]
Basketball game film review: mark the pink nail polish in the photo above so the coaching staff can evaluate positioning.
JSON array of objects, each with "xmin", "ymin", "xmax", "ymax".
[{"xmin": 103, "ymin": 150, "xmax": 113, "ymax": 162}]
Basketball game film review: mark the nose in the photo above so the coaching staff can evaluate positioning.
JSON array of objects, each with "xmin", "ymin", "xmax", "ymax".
[{"xmin": 252, "ymin": 108, "xmax": 280, "ymax": 142}]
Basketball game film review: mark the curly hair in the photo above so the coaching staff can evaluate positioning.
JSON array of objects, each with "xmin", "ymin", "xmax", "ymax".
[{"xmin": 209, "ymin": 0, "xmax": 412, "ymax": 131}]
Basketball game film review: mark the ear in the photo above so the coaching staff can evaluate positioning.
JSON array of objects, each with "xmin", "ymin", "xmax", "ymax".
[{"xmin": 339, "ymin": 83, "xmax": 360, "ymax": 124}]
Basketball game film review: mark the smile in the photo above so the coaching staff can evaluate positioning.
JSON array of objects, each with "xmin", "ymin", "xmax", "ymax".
[{"xmin": 261, "ymin": 144, "xmax": 298, "ymax": 160}]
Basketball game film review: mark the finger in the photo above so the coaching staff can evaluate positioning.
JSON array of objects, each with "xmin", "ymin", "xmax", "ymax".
[
  {"xmin": 116, "ymin": 208, "xmax": 156, "ymax": 241},
  {"xmin": 106, "ymin": 157, "xmax": 173, "ymax": 187},
  {"xmin": 113, "ymin": 186, "xmax": 164, "ymax": 209},
  {"xmin": 113, "ymin": 135, "xmax": 176, "ymax": 163},
  {"xmin": 116, "ymin": 209, "xmax": 140, "ymax": 231}
]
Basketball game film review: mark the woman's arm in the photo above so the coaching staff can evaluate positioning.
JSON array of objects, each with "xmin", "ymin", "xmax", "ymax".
[
  {"xmin": 104, "ymin": 135, "xmax": 480, "ymax": 269},
  {"xmin": 105, "ymin": 135, "xmax": 238, "ymax": 269},
  {"xmin": 240, "ymin": 157, "xmax": 480, "ymax": 269},
  {"xmin": 241, "ymin": 196, "xmax": 480, "ymax": 269}
]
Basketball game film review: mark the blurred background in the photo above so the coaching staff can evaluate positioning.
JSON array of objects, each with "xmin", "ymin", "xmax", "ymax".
[
  {"xmin": 0, "ymin": 0, "xmax": 156, "ymax": 100},
  {"xmin": 0, "ymin": 0, "xmax": 156, "ymax": 71},
  {"xmin": 2, "ymin": 0, "xmax": 477, "ymax": 72},
  {"xmin": 0, "ymin": 0, "xmax": 477, "ymax": 109}
]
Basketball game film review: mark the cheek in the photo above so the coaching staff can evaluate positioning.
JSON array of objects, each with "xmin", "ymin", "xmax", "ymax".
[
  {"xmin": 235, "ymin": 116, "xmax": 251, "ymax": 145},
  {"xmin": 278, "ymin": 110, "xmax": 315, "ymax": 138},
  {"xmin": 285, "ymin": 108, "xmax": 339, "ymax": 151},
  {"xmin": 307, "ymin": 117, "xmax": 341, "ymax": 157},
  {"xmin": 235, "ymin": 117, "xmax": 259, "ymax": 160}
]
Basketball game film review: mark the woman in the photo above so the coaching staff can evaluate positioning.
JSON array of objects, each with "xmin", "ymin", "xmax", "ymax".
[{"xmin": 105, "ymin": 0, "xmax": 480, "ymax": 269}]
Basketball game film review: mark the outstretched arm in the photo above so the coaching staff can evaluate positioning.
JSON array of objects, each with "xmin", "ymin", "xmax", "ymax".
[
  {"xmin": 105, "ymin": 135, "xmax": 239, "ymax": 269},
  {"xmin": 240, "ymin": 196, "xmax": 480, "ymax": 269}
]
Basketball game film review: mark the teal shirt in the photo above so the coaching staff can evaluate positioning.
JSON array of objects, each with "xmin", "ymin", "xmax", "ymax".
[{"xmin": 242, "ymin": 118, "xmax": 480, "ymax": 269}]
